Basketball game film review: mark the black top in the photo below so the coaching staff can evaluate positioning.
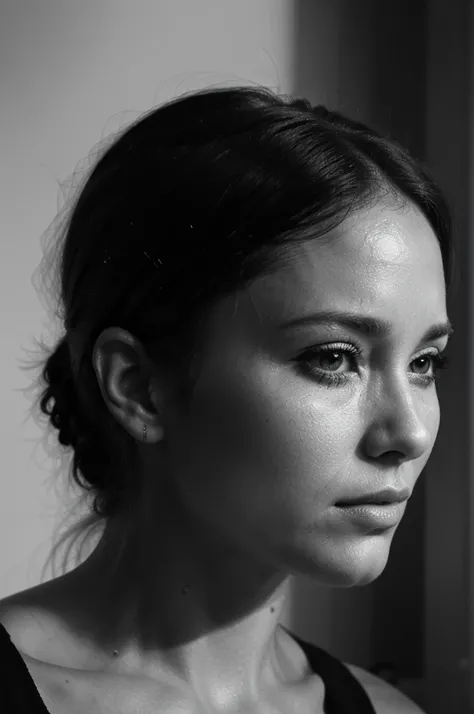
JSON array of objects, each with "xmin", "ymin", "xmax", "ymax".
[{"xmin": 0, "ymin": 623, "xmax": 376, "ymax": 713}]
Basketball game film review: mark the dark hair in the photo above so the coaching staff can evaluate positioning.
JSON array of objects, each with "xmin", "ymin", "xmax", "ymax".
[{"xmin": 34, "ymin": 85, "xmax": 453, "ymax": 558}]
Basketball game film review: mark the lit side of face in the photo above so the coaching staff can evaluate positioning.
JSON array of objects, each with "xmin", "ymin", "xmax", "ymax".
[{"xmin": 164, "ymin": 201, "xmax": 450, "ymax": 587}]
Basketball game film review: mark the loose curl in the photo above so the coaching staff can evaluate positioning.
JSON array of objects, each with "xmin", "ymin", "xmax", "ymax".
[
  {"xmin": 40, "ymin": 337, "xmax": 77, "ymax": 450},
  {"xmin": 27, "ymin": 84, "xmax": 454, "ymax": 578},
  {"xmin": 39, "ymin": 334, "xmax": 127, "ymax": 519}
]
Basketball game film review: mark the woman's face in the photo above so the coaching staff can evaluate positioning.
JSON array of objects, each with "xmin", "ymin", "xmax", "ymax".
[{"xmin": 164, "ymin": 201, "xmax": 450, "ymax": 586}]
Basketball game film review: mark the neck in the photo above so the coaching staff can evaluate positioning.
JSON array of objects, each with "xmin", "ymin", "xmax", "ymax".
[{"xmin": 64, "ymin": 484, "xmax": 299, "ymax": 707}]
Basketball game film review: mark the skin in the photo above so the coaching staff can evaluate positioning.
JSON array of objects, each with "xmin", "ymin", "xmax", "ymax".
[{"xmin": 0, "ymin": 199, "xmax": 448, "ymax": 713}]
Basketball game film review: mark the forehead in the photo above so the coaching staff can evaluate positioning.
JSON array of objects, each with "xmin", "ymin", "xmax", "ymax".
[{"xmin": 244, "ymin": 202, "xmax": 447, "ymax": 327}]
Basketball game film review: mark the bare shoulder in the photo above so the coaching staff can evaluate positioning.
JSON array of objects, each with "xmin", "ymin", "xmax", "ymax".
[
  {"xmin": 347, "ymin": 664, "xmax": 425, "ymax": 714},
  {"xmin": 0, "ymin": 588, "xmax": 38, "ymax": 634},
  {"xmin": 0, "ymin": 584, "xmax": 50, "ymax": 624},
  {"xmin": 0, "ymin": 582, "xmax": 74, "ymax": 659}
]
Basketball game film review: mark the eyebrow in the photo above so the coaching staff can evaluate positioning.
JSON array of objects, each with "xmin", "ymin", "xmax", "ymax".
[{"xmin": 279, "ymin": 310, "xmax": 454, "ymax": 343}]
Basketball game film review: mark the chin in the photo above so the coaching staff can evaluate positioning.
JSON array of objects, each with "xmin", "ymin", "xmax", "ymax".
[{"xmin": 284, "ymin": 530, "xmax": 395, "ymax": 587}]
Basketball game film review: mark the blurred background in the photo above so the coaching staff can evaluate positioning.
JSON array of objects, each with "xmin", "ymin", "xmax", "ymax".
[{"xmin": 0, "ymin": 1, "xmax": 472, "ymax": 711}]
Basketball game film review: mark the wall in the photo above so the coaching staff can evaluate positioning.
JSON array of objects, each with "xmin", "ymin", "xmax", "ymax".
[
  {"xmin": 470, "ymin": 0, "xmax": 474, "ymax": 708},
  {"xmin": 424, "ymin": 1, "xmax": 472, "ymax": 712}
]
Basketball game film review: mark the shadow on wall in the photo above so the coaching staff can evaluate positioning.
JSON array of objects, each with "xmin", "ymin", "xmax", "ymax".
[
  {"xmin": 292, "ymin": 0, "xmax": 427, "ymax": 153},
  {"xmin": 284, "ymin": 0, "xmax": 428, "ymax": 677}
]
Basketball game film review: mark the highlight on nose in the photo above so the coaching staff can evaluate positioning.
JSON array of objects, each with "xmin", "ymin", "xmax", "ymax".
[{"xmin": 362, "ymin": 414, "xmax": 432, "ymax": 464}]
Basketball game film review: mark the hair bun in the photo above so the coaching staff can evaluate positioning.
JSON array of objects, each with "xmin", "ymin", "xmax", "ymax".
[
  {"xmin": 312, "ymin": 105, "xmax": 333, "ymax": 120},
  {"xmin": 39, "ymin": 335, "xmax": 112, "ymax": 506},
  {"xmin": 291, "ymin": 97, "xmax": 313, "ymax": 112},
  {"xmin": 40, "ymin": 337, "xmax": 80, "ymax": 449}
]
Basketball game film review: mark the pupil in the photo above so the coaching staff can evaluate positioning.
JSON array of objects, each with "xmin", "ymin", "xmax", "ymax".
[
  {"xmin": 415, "ymin": 357, "xmax": 430, "ymax": 374},
  {"xmin": 321, "ymin": 352, "xmax": 343, "ymax": 371}
]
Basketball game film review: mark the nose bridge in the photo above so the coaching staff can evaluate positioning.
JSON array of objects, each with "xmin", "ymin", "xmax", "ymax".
[{"xmin": 384, "ymin": 373, "xmax": 419, "ymax": 427}]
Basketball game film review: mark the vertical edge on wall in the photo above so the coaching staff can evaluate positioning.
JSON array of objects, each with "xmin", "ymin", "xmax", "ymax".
[
  {"xmin": 469, "ymin": 0, "xmax": 474, "ymax": 709},
  {"xmin": 425, "ymin": 0, "xmax": 471, "ymax": 712}
]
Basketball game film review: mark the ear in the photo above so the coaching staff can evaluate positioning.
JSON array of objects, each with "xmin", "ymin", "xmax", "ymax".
[{"xmin": 92, "ymin": 327, "xmax": 165, "ymax": 443}]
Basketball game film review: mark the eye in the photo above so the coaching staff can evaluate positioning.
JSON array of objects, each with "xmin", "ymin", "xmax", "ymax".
[
  {"xmin": 409, "ymin": 352, "xmax": 449, "ymax": 385},
  {"xmin": 294, "ymin": 343, "xmax": 361, "ymax": 387},
  {"xmin": 411, "ymin": 356, "xmax": 432, "ymax": 374}
]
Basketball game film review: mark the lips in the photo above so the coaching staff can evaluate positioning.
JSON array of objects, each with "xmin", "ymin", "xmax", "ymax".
[{"xmin": 336, "ymin": 487, "xmax": 410, "ymax": 507}]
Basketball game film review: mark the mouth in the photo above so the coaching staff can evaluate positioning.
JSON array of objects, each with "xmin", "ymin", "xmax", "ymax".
[
  {"xmin": 335, "ymin": 487, "xmax": 411, "ymax": 508},
  {"xmin": 333, "ymin": 488, "xmax": 411, "ymax": 531}
]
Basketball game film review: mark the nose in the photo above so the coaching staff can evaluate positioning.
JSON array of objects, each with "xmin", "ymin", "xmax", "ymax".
[{"xmin": 361, "ymin": 382, "xmax": 434, "ymax": 465}]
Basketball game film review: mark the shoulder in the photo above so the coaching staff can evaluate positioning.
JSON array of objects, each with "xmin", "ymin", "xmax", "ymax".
[
  {"xmin": 0, "ymin": 591, "xmax": 32, "ymax": 633},
  {"xmin": 0, "ymin": 587, "xmax": 47, "ymax": 631},
  {"xmin": 347, "ymin": 664, "xmax": 425, "ymax": 714},
  {"xmin": 0, "ymin": 572, "xmax": 80, "ymax": 630},
  {"xmin": 0, "ymin": 585, "xmax": 74, "ymax": 661},
  {"xmin": 0, "ymin": 591, "xmax": 48, "ymax": 660}
]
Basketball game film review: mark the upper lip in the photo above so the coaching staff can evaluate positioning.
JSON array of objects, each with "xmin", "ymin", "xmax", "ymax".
[{"xmin": 336, "ymin": 487, "xmax": 411, "ymax": 507}]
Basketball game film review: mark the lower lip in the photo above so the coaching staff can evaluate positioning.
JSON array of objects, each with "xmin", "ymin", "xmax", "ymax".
[{"xmin": 335, "ymin": 502, "xmax": 405, "ymax": 530}]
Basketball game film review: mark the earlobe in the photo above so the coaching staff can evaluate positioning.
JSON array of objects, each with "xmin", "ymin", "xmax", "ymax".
[{"xmin": 140, "ymin": 419, "xmax": 165, "ymax": 444}]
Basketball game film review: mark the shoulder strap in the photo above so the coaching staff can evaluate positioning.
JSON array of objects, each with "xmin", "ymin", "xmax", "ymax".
[
  {"xmin": 287, "ymin": 630, "xmax": 377, "ymax": 714},
  {"xmin": 0, "ymin": 623, "xmax": 51, "ymax": 713}
]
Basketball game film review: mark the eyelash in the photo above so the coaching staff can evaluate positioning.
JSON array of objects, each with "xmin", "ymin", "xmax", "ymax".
[{"xmin": 295, "ymin": 342, "xmax": 449, "ymax": 389}]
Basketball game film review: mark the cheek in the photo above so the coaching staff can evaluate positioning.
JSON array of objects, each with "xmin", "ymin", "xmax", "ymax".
[
  {"xmin": 421, "ymin": 395, "xmax": 441, "ymax": 456},
  {"xmin": 432, "ymin": 401, "xmax": 441, "ymax": 437},
  {"xmin": 171, "ymin": 365, "xmax": 360, "ymax": 532}
]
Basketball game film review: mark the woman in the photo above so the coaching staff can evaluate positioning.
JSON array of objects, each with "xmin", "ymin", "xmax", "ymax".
[{"xmin": 0, "ymin": 86, "xmax": 452, "ymax": 713}]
